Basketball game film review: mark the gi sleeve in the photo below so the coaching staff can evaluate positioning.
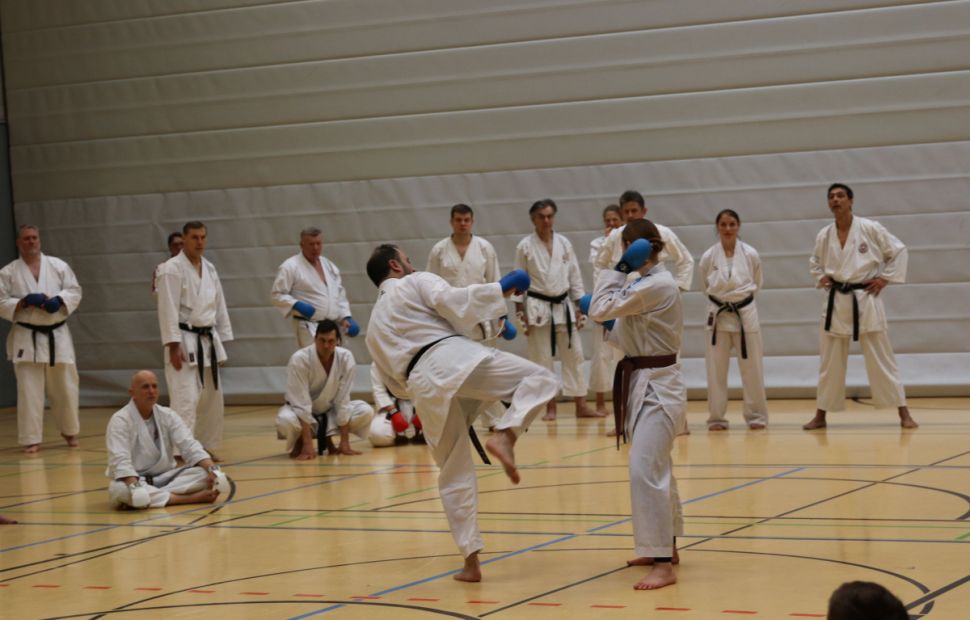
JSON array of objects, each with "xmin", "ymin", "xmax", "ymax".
[
  {"xmin": 156, "ymin": 262, "xmax": 183, "ymax": 345},
  {"xmin": 284, "ymin": 353, "xmax": 315, "ymax": 426},
  {"xmin": 371, "ymin": 364, "xmax": 395, "ymax": 410},
  {"xmin": 698, "ymin": 249, "xmax": 713, "ymax": 294},
  {"xmin": 418, "ymin": 273, "xmax": 507, "ymax": 332},
  {"xmin": 329, "ymin": 260, "xmax": 352, "ymax": 319},
  {"xmin": 661, "ymin": 229, "xmax": 694, "ymax": 292},
  {"xmin": 0, "ymin": 265, "xmax": 19, "ymax": 322},
  {"xmin": 213, "ymin": 269, "xmax": 234, "ymax": 343},
  {"xmin": 564, "ymin": 239, "xmax": 586, "ymax": 302},
  {"xmin": 809, "ymin": 227, "xmax": 829, "ymax": 287},
  {"xmin": 484, "ymin": 242, "xmax": 500, "ymax": 284},
  {"xmin": 53, "ymin": 259, "xmax": 83, "ymax": 315},
  {"xmin": 105, "ymin": 416, "xmax": 139, "ymax": 480},
  {"xmin": 590, "ymin": 270, "xmax": 673, "ymax": 322},
  {"xmin": 270, "ymin": 261, "xmax": 299, "ymax": 317},
  {"xmin": 332, "ymin": 354, "xmax": 356, "ymax": 428},
  {"xmin": 594, "ymin": 228, "xmax": 619, "ymax": 272},
  {"xmin": 426, "ymin": 244, "xmax": 442, "ymax": 276},
  {"xmin": 749, "ymin": 246, "xmax": 763, "ymax": 293},
  {"xmin": 871, "ymin": 221, "xmax": 908, "ymax": 284}
]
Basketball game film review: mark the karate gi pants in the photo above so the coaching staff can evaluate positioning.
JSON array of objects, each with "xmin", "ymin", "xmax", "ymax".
[
  {"xmin": 589, "ymin": 325, "xmax": 622, "ymax": 393},
  {"xmin": 704, "ymin": 330, "xmax": 768, "ymax": 428},
  {"xmin": 293, "ymin": 319, "xmax": 316, "ymax": 349},
  {"xmin": 15, "ymin": 362, "xmax": 79, "ymax": 446},
  {"xmin": 276, "ymin": 401, "xmax": 374, "ymax": 452},
  {"xmin": 411, "ymin": 350, "xmax": 559, "ymax": 558},
  {"xmin": 817, "ymin": 329, "xmax": 906, "ymax": 412},
  {"xmin": 527, "ymin": 323, "xmax": 587, "ymax": 398},
  {"xmin": 108, "ymin": 466, "xmax": 209, "ymax": 509},
  {"xmin": 628, "ymin": 393, "xmax": 684, "ymax": 558},
  {"xmin": 164, "ymin": 357, "xmax": 223, "ymax": 450}
]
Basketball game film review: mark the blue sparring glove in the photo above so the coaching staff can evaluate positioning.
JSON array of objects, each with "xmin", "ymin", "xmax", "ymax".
[
  {"xmin": 292, "ymin": 300, "xmax": 315, "ymax": 319},
  {"xmin": 344, "ymin": 316, "xmax": 360, "ymax": 337},
  {"xmin": 578, "ymin": 293, "xmax": 592, "ymax": 316},
  {"xmin": 499, "ymin": 269, "xmax": 530, "ymax": 294},
  {"xmin": 23, "ymin": 293, "xmax": 47, "ymax": 307},
  {"xmin": 615, "ymin": 238, "xmax": 652, "ymax": 274},
  {"xmin": 499, "ymin": 316, "xmax": 517, "ymax": 340},
  {"xmin": 603, "ymin": 319, "xmax": 615, "ymax": 331},
  {"xmin": 41, "ymin": 296, "xmax": 63, "ymax": 313}
]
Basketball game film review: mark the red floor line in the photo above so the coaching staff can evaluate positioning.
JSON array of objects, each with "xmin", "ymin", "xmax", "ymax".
[
  {"xmin": 528, "ymin": 602, "xmax": 562, "ymax": 607},
  {"xmin": 83, "ymin": 586, "xmax": 111, "ymax": 590},
  {"xmin": 294, "ymin": 593, "xmax": 325, "ymax": 598},
  {"xmin": 468, "ymin": 600, "xmax": 499, "ymax": 604},
  {"xmin": 134, "ymin": 587, "xmax": 162, "ymax": 591},
  {"xmin": 31, "ymin": 585, "xmax": 60, "ymax": 588},
  {"xmin": 657, "ymin": 608, "xmax": 691, "ymax": 612},
  {"xmin": 723, "ymin": 611, "xmax": 758, "ymax": 615},
  {"xmin": 408, "ymin": 598, "xmax": 441, "ymax": 602},
  {"xmin": 591, "ymin": 604, "xmax": 626, "ymax": 609},
  {"xmin": 240, "ymin": 592, "xmax": 269, "ymax": 595}
]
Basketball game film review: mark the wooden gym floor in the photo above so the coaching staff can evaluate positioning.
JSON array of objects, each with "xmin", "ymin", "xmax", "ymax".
[{"xmin": 1, "ymin": 398, "xmax": 969, "ymax": 619}]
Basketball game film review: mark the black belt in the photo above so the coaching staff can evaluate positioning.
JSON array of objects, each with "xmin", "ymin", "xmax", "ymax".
[
  {"xmin": 825, "ymin": 280, "xmax": 867, "ymax": 341},
  {"xmin": 708, "ymin": 294, "xmax": 755, "ymax": 359},
  {"xmin": 178, "ymin": 323, "xmax": 219, "ymax": 390},
  {"xmin": 527, "ymin": 290, "xmax": 572, "ymax": 356},
  {"xmin": 16, "ymin": 320, "xmax": 66, "ymax": 366},
  {"xmin": 405, "ymin": 335, "xmax": 490, "ymax": 465},
  {"xmin": 612, "ymin": 354, "xmax": 678, "ymax": 449}
]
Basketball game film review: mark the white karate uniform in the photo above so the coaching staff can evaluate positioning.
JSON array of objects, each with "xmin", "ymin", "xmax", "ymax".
[
  {"xmin": 515, "ymin": 232, "xmax": 587, "ymax": 398},
  {"xmin": 589, "ymin": 234, "xmax": 624, "ymax": 393},
  {"xmin": 427, "ymin": 234, "xmax": 507, "ymax": 427},
  {"xmin": 0, "ymin": 254, "xmax": 82, "ymax": 446},
  {"xmin": 271, "ymin": 254, "xmax": 352, "ymax": 348},
  {"xmin": 105, "ymin": 401, "xmax": 212, "ymax": 508},
  {"xmin": 156, "ymin": 251, "xmax": 233, "ymax": 449},
  {"xmin": 590, "ymin": 265, "xmax": 685, "ymax": 558},
  {"xmin": 276, "ymin": 345, "xmax": 373, "ymax": 451},
  {"xmin": 369, "ymin": 364, "xmax": 417, "ymax": 447},
  {"xmin": 810, "ymin": 216, "xmax": 908, "ymax": 411},
  {"xmin": 594, "ymin": 223, "xmax": 695, "ymax": 291},
  {"xmin": 366, "ymin": 272, "xmax": 559, "ymax": 558},
  {"xmin": 700, "ymin": 241, "xmax": 768, "ymax": 428}
]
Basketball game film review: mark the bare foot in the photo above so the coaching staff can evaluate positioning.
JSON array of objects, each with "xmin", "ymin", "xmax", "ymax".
[
  {"xmin": 289, "ymin": 436, "xmax": 304, "ymax": 458},
  {"xmin": 61, "ymin": 434, "xmax": 79, "ymax": 448},
  {"xmin": 708, "ymin": 423, "xmax": 727, "ymax": 431},
  {"xmin": 0, "ymin": 515, "xmax": 17, "ymax": 525},
  {"xmin": 899, "ymin": 407, "xmax": 919, "ymax": 429},
  {"xmin": 23, "ymin": 444, "xmax": 40, "ymax": 454},
  {"xmin": 485, "ymin": 429, "xmax": 520, "ymax": 484},
  {"xmin": 167, "ymin": 488, "xmax": 219, "ymax": 506},
  {"xmin": 748, "ymin": 423, "xmax": 766, "ymax": 430},
  {"xmin": 454, "ymin": 551, "xmax": 482, "ymax": 582},
  {"xmin": 633, "ymin": 562, "xmax": 677, "ymax": 590},
  {"xmin": 542, "ymin": 401, "xmax": 557, "ymax": 422},
  {"xmin": 627, "ymin": 548, "xmax": 680, "ymax": 566},
  {"xmin": 803, "ymin": 411, "xmax": 827, "ymax": 430},
  {"xmin": 576, "ymin": 402, "xmax": 607, "ymax": 418}
]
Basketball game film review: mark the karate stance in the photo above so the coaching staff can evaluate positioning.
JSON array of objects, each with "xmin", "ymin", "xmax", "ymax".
[
  {"xmin": 589, "ymin": 204, "xmax": 625, "ymax": 416},
  {"xmin": 803, "ymin": 184, "xmax": 917, "ymax": 430},
  {"xmin": 276, "ymin": 319, "xmax": 373, "ymax": 459},
  {"xmin": 271, "ymin": 227, "xmax": 359, "ymax": 348},
  {"xmin": 365, "ymin": 244, "xmax": 558, "ymax": 581},
  {"xmin": 699, "ymin": 209, "xmax": 768, "ymax": 430},
  {"xmin": 427, "ymin": 203, "xmax": 514, "ymax": 430},
  {"xmin": 589, "ymin": 220, "xmax": 685, "ymax": 591},
  {"xmin": 0, "ymin": 225, "xmax": 82, "ymax": 453},
  {"xmin": 106, "ymin": 370, "xmax": 226, "ymax": 509},
  {"xmin": 156, "ymin": 221, "xmax": 233, "ymax": 459},
  {"xmin": 515, "ymin": 199, "xmax": 597, "ymax": 420}
]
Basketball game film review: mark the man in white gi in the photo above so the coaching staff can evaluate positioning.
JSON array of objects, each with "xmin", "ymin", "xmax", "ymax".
[
  {"xmin": 151, "ymin": 232, "xmax": 183, "ymax": 295},
  {"xmin": 590, "ymin": 220, "xmax": 685, "ymax": 591},
  {"xmin": 271, "ymin": 227, "xmax": 359, "ymax": 348},
  {"xmin": 427, "ymin": 203, "xmax": 513, "ymax": 430},
  {"xmin": 276, "ymin": 319, "xmax": 374, "ymax": 459},
  {"xmin": 156, "ymin": 221, "xmax": 233, "ymax": 459},
  {"xmin": 515, "ymin": 199, "xmax": 598, "ymax": 421},
  {"xmin": 369, "ymin": 363, "xmax": 424, "ymax": 447},
  {"xmin": 0, "ymin": 225, "xmax": 82, "ymax": 453},
  {"xmin": 106, "ymin": 370, "xmax": 225, "ymax": 509},
  {"xmin": 365, "ymin": 244, "xmax": 558, "ymax": 582},
  {"xmin": 803, "ymin": 183, "xmax": 917, "ymax": 430}
]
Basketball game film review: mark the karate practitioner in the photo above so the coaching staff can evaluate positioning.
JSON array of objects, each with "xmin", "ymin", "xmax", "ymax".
[
  {"xmin": 275, "ymin": 319, "xmax": 374, "ymax": 459},
  {"xmin": 699, "ymin": 209, "xmax": 768, "ymax": 430},
  {"xmin": 0, "ymin": 225, "xmax": 82, "ymax": 453},
  {"xmin": 589, "ymin": 219, "xmax": 685, "ymax": 591},
  {"xmin": 151, "ymin": 231, "xmax": 183, "ymax": 295},
  {"xmin": 589, "ymin": 204, "xmax": 625, "ymax": 416},
  {"xmin": 271, "ymin": 227, "xmax": 359, "ymax": 348},
  {"xmin": 426, "ymin": 203, "xmax": 512, "ymax": 430},
  {"xmin": 369, "ymin": 363, "xmax": 424, "ymax": 447},
  {"xmin": 156, "ymin": 221, "xmax": 233, "ymax": 459},
  {"xmin": 365, "ymin": 244, "xmax": 558, "ymax": 582},
  {"xmin": 514, "ymin": 199, "xmax": 598, "ymax": 421},
  {"xmin": 106, "ymin": 370, "xmax": 225, "ymax": 509},
  {"xmin": 803, "ymin": 183, "xmax": 917, "ymax": 430}
]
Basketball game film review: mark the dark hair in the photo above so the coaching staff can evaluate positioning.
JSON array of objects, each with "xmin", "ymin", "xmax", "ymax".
[
  {"xmin": 450, "ymin": 203, "xmax": 474, "ymax": 218},
  {"xmin": 602, "ymin": 204, "xmax": 621, "ymax": 218},
  {"xmin": 827, "ymin": 581, "xmax": 907, "ymax": 620},
  {"xmin": 621, "ymin": 219, "xmax": 665, "ymax": 260},
  {"xmin": 827, "ymin": 183, "xmax": 854, "ymax": 200},
  {"xmin": 366, "ymin": 244, "xmax": 401, "ymax": 286},
  {"xmin": 715, "ymin": 209, "xmax": 740, "ymax": 225},
  {"xmin": 167, "ymin": 232, "xmax": 183, "ymax": 246},
  {"xmin": 529, "ymin": 198, "xmax": 558, "ymax": 216},
  {"xmin": 182, "ymin": 221, "xmax": 206, "ymax": 235},
  {"xmin": 619, "ymin": 190, "xmax": 645, "ymax": 208},
  {"xmin": 315, "ymin": 318, "xmax": 341, "ymax": 342}
]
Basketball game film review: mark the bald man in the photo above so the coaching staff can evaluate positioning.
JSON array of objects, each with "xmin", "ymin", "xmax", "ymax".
[{"xmin": 105, "ymin": 371, "xmax": 224, "ymax": 509}]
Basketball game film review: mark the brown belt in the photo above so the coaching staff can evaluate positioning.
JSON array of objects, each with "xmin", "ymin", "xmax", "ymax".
[{"xmin": 612, "ymin": 354, "xmax": 678, "ymax": 449}]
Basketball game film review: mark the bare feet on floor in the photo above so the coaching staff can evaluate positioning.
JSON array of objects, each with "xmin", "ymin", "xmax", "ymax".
[
  {"xmin": 633, "ymin": 562, "xmax": 677, "ymax": 590},
  {"xmin": 708, "ymin": 423, "xmax": 727, "ymax": 431},
  {"xmin": 748, "ymin": 423, "xmax": 766, "ymax": 430},
  {"xmin": 61, "ymin": 434, "xmax": 79, "ymax": 448},
  {"xmin": 168, "ymin": 488, "xmax": 220, "ymax": 505},
  {"xmin": 23, "ymin": 444, "xmax": 40, "ymax": 454},
  {"xmin": 627, "ymin": 547, "xmax": 680, "ymax": 566},
  {"xmin": 485, "ymin": 429, "xmax": 520, "ymax": 484},
  {"xmin": 575, "ymin": 399, "xmax": 607, "ymax": 418},
  {"xmin": 454, "ymin": 551, "xmax": 482, "ymax": 583},
  {"xmin": 542, "ymin": 401, "xmax": 557, "ymax": 422},
  {"xmin": 802, "ymin": 411, "xmax": 827, "ymax": 430},
  {"xmin": 899, "ymin": 407, "xmax": 919, "ymax": 429}
]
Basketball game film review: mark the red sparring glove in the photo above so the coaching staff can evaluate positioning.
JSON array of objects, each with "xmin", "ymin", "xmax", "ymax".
[
  {"xmin": 388, "ymin": 408, "xmax": 409, "ymax": 433},
  {"xmin": 411, "ymin": 414, "xmax": 422, "ymax": 431}
]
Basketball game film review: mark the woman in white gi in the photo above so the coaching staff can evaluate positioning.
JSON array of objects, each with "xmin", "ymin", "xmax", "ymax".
[
  {"xmin": 589, "ymin": 219, "xmax": 684, "ymax": 591},
  {"xmin": 699, "ymin": 209, "xmax": 768, "ymax": 430},
  {"xmin": 589, "ymin": 204, "xmax": 624, "ymax": 416}
]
